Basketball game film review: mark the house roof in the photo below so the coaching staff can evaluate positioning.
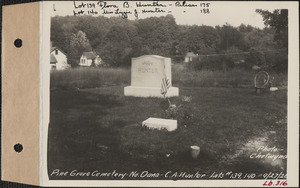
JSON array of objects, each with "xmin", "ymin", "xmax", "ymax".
[
  {"xmin": 50, "ymin": 54, "xmax": 57, "ymax": 64},
  {"xmin": 82, "ymin": 52, "xmax": 98, "ymax": 60},
  {"xmin": 186, "ymin": 52, "xmax": 196, "ymax": 57},
  {"xmin": 51, "ymin": 47, "xmax": 67, "ymax": 56}
]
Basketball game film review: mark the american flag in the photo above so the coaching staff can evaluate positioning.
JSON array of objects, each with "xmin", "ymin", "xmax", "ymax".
[{"xmin": 161, "ymin": 76, "xmax": 170, "ymax": 97}]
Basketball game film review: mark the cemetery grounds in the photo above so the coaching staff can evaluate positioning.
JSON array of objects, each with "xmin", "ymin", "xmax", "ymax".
[{"xmin": 48, "ymin": 65, "xmax": 287, "ymax": 180}]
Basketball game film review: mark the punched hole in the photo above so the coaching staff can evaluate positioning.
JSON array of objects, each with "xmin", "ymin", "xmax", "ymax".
[
  {"xmin": 14, "ymin": 39, "xmax": 22, "ymax": 48},
  {"xmin": 14, "ymin": 143, "xmax": 23, "ymax": 153}
]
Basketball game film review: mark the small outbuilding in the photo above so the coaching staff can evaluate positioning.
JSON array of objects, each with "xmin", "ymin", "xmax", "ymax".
[
  {"xmin": 79, "ymin": 52, "xmax": 102, "ymax": 67},
  {"xmin": 184, "ymin": 52, "xmax": 197, "ymax": 63}
]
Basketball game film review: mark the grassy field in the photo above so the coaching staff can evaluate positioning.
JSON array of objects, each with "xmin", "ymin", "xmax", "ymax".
[
  {"xmin": 50, "ymin": 64, "xmax": 288, "ymax": 89},
  {"xmin": 48, "ymin": 67, "xmax": 287, "ymax": 180}
]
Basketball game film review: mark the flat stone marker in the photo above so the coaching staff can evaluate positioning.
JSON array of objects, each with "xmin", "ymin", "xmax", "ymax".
[
  {"xmin": 124, "ymin": 55, "xmax": 179, "ymax": 98},
  {"xmin": 142, "ymin": 117, "xmax": 177, "ymax": 132}
]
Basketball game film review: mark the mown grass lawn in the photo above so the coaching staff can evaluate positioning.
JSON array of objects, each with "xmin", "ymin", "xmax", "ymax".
[{"xmin": 48, "ymin": 85, "xmax": 287, "ymax": 180}]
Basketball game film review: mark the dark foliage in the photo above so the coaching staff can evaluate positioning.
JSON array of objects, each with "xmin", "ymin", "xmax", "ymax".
[
  {"xmin": 190, "ymin": 56, "xmax": 235, "ymax": 71},
  {"xmin": 51, "ymin": 10, "xmax": 288, "ymax": 72}
]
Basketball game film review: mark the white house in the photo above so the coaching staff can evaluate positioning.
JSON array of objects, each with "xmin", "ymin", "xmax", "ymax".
[
  {"xmin": 50, "ymin": 46, "xmax": 69, "ymax": 70},
  {"xmin": 184, "ymin": 52, "xmax": 197, "ymax": 63},
  {"xmin": 79, "ymin": 52, "xmax": 102, "ymax": 67},
  {"xmin": 50, "ymin": 54, "xmax": 57, "ymax": 70}
]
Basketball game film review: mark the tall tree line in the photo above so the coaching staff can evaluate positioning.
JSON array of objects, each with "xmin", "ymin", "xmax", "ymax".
[{"xmin": 51, "ymin": 10, "xmax": 288, "ymax": 71}]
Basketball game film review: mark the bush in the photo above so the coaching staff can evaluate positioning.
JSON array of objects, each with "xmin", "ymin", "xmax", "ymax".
[
  {"xmin": 264, "ymin": 51, "xmax": 288, "ymax": 73},
  {"xmin": 190, "ymin": 55, "xmax": 235, "ymax": 71},
  {"xmin": 245, "ymin": 49, "xmax": 288, "ymax": 73},
  {"xmin": 172, "ymin": 63, "xmax": 287, "ymax": 88},
  {"xmin": 245, "ymin": 49, "xmax": 266, "ymax": 68}
]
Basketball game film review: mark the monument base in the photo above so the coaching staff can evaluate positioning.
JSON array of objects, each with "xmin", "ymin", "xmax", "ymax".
[
  {"xmin": 124, "ymin": 86, "xmax": 179, "ymax": 98},
  {"xmin": 142, "ymin": 117, "xmax": 177, "ymax": 132}
]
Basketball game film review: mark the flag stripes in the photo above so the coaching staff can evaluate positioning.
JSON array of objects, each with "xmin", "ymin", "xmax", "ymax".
[{"xmin": 161, "ymin": 76, "xmax": 170, "ymax": 97}]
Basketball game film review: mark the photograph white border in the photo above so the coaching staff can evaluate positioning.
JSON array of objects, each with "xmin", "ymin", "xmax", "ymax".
[{"xmin": 41, "ymin": 1, "xmax": 299, "ymax": 187}]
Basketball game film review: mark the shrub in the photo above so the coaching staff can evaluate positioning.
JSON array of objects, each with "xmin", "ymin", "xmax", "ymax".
[
  {"xmin": 245, "ymin": 49, "xmax": 288, "ymax": 73},
  {"xmin": 190, "ymin": 55, "xmax": 235, "ymax": 71},
  {"xmin": 172, "ymin": 64, "xmax": 287, "ymax": 88},
  {"xmin": 264, "ymin": 51, "xmax": 288, "ymax": 73},
  {"xmin": 245, "ymin": 49, "xmax": 266, "ymax": 68}
]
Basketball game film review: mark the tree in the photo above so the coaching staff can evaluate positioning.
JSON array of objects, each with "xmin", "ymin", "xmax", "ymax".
[
  {"xmin": 256, "ymin": 9, "xmax": 288, "ymax": 48},
  {"xmin": 68, "ymin": 30, "xmax": 92, "ymax": 67},
  {"xmin": 243, "ymin": 28, "xmax": 276, "ymax": 50},
  {"xmin": 98, "ymin": 25, "xmax": 132, "ymax": 67},
  {"xmin": 216, "ymin": 24, "xmax": 247, "ymax": 52},
  {"xmin": 256, "ymin": 9, "xmax": 288, "ymax": 72},
  {"xmin": 135, "ymin": 15, "xmax": 178, "ymax": 56},
  {"xmin": 51, "ymin": 17, "xmax": 69, "ymax": 53},
  {"xmin": 238, "ymin": 24, "xmax": 254, "ymax": 33}
]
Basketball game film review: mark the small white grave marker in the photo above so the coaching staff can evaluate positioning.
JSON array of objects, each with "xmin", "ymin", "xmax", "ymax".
[{"xmin": 142, "ymin": 117, "xmax": 177, "ymax": 132}]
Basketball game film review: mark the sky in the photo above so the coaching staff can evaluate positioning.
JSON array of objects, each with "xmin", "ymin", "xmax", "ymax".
[{"xmin": 48, "ymin": 1, "xmax": 289, "ymax": 29}]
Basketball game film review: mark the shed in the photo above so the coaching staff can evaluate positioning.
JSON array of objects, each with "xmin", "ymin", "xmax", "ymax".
[{"xmin": 184, "ymin": 52, "xmax": 197, "ymax": 62}]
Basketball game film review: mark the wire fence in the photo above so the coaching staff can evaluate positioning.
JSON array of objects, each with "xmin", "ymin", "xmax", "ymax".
[
  {"xmin": 171, "ymin": 48, "xmax": 287, "ymax": 59},
  {"xmin": 171, "ymin": 48, "xmax": 288, "ymax": 72}
]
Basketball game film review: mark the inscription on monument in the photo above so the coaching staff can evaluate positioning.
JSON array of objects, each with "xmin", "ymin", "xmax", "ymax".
[
  {"xmin": 137, "ymin": 62, "xmax": 158, "ymax": 74},
  {"xmin": 124, "ymin": 55, "xmax": 178, "ymax": 98},
  {"xmin": 131, "ymin": 56, "xmax": 166, "ymax": 87}
]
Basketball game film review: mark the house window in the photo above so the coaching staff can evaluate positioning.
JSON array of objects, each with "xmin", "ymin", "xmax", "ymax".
[{"xmin": 55, "ymin": 49, "xmax": 58, "ymax": 55}]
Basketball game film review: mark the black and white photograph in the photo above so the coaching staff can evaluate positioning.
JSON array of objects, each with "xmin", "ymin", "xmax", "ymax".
[{"xmin": 40, "ymin": 1, "xmax": 298, "ymax": 186}]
